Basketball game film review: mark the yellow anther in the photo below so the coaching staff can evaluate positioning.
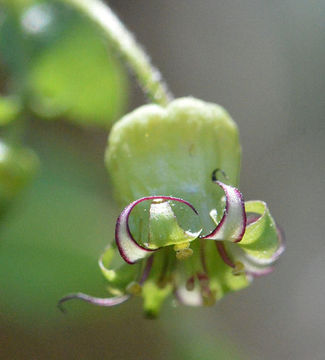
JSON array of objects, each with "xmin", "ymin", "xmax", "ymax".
[
  {"xmin": 232, "ymin": 261, "xmax": 245, "ymax": 276},
  {"xmin": 202, "ymin": 291, "xmax": 216, "ymax": 307},
  {"xmin": 157, "ymin": 275, "xmax": 172, "ymax": 289},
  {"xmin": 174, "ymin": 241, "xmax": 193, "ymax": 260},
  {"xmin": 152, "ymin": 198, "xmax": 165, "ymax": 204},
  {"xmin": 174, "ymin": 241, "xmax": 191, "ymax": 251},
  {"xmin": 175, "ymin": 248, "xmax": 193, "ymax": 260},
  {"xmin": 186, "ymin": 277, "xmax": 195, "ymax": 291},
  {"xmin": 126, "ymin": 281, "xmax": 142, "ymax": 295}
]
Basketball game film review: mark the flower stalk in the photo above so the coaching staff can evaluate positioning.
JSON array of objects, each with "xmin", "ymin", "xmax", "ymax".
[{"xmin": 63, "ymin": 0, "xmax": 173, "ymax": 106}]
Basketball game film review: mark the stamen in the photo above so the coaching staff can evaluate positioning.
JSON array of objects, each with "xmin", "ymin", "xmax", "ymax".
[
  {"xmin": 216, "ymin": 242, "xmax": 235, "ymax": 268},
  {"xmin": 126, "ymin": 281, "xmax": 142, "ymax": 295},
  {"xmin": 157, "ymin": 275, "xmax": 172, "ymax": 289},
  {"xmin": 201, "ymin": 291, "xmax": 217, "ymax": 307},
  {"xmin": 197, "ymin": 272, "xmax": 209, "ymax": 287},
  {"xmin": 199, "ymin": 239, "xmax": 208, "ymax": 273},
  {"xmin": 185, "ymin": 276, "xmax": 195, "ymax": 291},
  {"xmin": 197, "ymin": 272, "xmax": 216, "ymax": 306},
  {"xmin": 232, "ymin": 261, "xmax": 245, "ymax": 276},
  {"xmin": 174, "ymin": 242, "xmax": 193, "ymax": 260},
  {"xmin": 139, "ymin": 255, "xmax": 154, "ymax": 284},
  {"xmin": 152, "ymin": 198, "xmax": 166, "ymax": 204}
]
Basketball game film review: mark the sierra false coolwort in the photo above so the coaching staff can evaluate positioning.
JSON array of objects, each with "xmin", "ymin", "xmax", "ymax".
[{"xmin": 59, "ymin": 97, "xmax": 284, "ymax": 317}]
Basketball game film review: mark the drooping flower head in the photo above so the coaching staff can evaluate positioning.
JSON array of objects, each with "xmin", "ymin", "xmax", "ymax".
[{"xmin": 59, "ymin": 98, "xmax": 284, "ymax": 317}]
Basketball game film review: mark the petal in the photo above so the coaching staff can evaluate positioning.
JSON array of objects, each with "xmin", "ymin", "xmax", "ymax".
[
  {"xmin": 115, "ymin": 196, "xmax": 199, "ymax": 264},
  {"xmin": 148, "ymin": 200, "xmax": 201, "ymax": 248},
  {"xmin": 174, "ymin": 284, "xmax": 203, "ymax": 307},
  {"xmin": 201, "ymin": 181, "xmax": 246, "ymax": 242},
  {"xmin": 226, "ymin": 243, "xmax": 274, "ymax": 277},
  {"xmin": 238, "ymin": 200, "xmax": 284, "ymax": 261},
  {"xmin": 99, "ymin": 244, "xmax": 141, "ymax": 294},
  {"xmin": 58, "ymin": 293, "xmax": 129, "ymax": 312}
]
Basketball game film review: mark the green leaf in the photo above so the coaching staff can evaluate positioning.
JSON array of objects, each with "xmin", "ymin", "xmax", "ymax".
[{"xmin": 28, "ymin": 21, "xmax": 127, "ymax": 127}]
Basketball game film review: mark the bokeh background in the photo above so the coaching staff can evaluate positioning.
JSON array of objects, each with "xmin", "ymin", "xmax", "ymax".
[{"xmin": 0, "ymin": 0, "xmax": 324, "ymax": 359}]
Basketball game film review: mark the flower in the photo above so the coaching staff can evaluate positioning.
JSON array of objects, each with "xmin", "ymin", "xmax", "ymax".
[{"xmin": 59, "ymin": 98, "xmax": 284, "ymax": 317}]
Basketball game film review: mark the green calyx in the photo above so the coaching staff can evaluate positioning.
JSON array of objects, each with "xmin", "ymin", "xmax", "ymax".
[{"xmin": 106, "ymin": 97, "xmax": 241, "ymax": 229}]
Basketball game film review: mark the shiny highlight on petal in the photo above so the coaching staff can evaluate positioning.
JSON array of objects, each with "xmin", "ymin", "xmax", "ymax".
[
  {"xmin": 201, "ymin": 181, "xmax": 246, "ymax": 243},
  {"xmin": 115, "ymin": 196, "xmax": 199, "ymax": 264}
]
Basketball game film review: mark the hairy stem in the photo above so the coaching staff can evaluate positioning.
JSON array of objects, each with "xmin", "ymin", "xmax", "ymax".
[{"xmin": 64, "ymin": 0, "xmax": 173, "ymax": 106}]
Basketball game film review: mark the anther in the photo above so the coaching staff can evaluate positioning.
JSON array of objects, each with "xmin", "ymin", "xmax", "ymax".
[
  {"xmin": 201, "ymin": 289, "xmax": 217, "ymax": 307},
  {"xmin": 186, "ymin": 276, "xmax": 195, "ymax": 291},
  {"xmin": 126, "ymin": 281, "xmax": 142, "ymax": 295},
  {"xmin": 174, "ymin": 242, "xmax": 193, "ymax": 260},
  {"xmin": 152, "ymin": 198, "xmax": 166, "ymax": 204},
  {"xmin": 232, "ymin": 261, "xmax": 245, "ymax": 276}
]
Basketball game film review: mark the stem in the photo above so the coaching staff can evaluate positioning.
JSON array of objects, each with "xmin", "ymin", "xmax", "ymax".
[{"xmin": 64, "ymin": 0, "xmax": 173, "ymax": 106}]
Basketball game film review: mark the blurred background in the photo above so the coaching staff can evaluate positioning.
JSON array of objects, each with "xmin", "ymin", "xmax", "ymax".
[{"xmin": 0, "ymin": 0, "xmax": 324, "ymax": 359}]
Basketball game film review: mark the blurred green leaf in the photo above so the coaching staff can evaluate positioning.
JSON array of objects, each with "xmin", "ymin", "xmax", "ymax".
[
  {"xmin": 28, "ymin": 21, "xmax": 127, "ymax": 127},
  {"xmin": 0, "ymin": 140, "xmax": 39, "ymax": 208},
  {"xmin": 0, "ymin": 96, "xmax": 21, "ymax": 125},
  {"xmin": 0, "ymin": 130, "xmax": 116, "ymax": 326},
  {"xmin": 0, "ymin": 1, "xmax": 128, "ymax": 128}
]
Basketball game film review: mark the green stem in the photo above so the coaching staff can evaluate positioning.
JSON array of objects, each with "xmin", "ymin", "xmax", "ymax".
[{"xmin": 64, "ymin": 0, "xmax": 173, "ymax": 106}]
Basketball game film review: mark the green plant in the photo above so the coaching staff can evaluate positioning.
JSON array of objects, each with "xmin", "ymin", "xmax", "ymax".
[{"xmin": 53, "ymin": 0, "xmax": 285, "ymax": 317}]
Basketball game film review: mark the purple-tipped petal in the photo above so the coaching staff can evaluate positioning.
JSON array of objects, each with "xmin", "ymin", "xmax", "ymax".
[
  {"xmin": 116, "ymin": 196, "xmax": 198, "ymax": 264},
  {"xmin": 58, "ymin": 293, "xmax": 129, "ymax": 312},
  {"xmin": 215, "ymin": 241, "xmax": 275, "ymax": 278},
  {"xmin": 227, "ymin": 243, "xmax": 275, "ymax": 277},
  {"xmin": 201, "ymin": 181, "xmax": 246, "ymax": 243}
]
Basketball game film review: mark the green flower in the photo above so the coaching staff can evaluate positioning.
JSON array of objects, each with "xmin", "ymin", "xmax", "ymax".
[{"xmin": 59, "ymin": 98, "xmax": 284, "ymax": 317}]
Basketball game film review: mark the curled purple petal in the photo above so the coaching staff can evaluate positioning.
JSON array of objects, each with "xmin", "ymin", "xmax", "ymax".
[
  {"xmin": 201, "ymin": 181, "xmax": 246, "ymax": 243},
  {"xmin": 215, "ymin": 241, "xmax": 275, "ymax": 277},
  {"xmin": 116, "ymin": 196, "xmax": 198, "ymax": 264},
  {"xmin": 58, "ymin": 293, "xmax": 129, "ymax": 312},
  {"xmin": 240, "ymin": 223, "xmax": 285, "ymax": 266},
  {"xmin": 227, "ymin": 244, "xmax": 275, "ymax": 277}
]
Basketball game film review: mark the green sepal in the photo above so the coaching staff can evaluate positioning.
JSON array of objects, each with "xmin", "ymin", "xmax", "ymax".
[
  {"xmin": 106, "ymin": 97, "xmax": 241, "ymax": 230},
  {"xmin": 239, "ymin": 200, "xmax": 280, "ymax": 259},
  {"xmin": 148, "ymin": 200, "xmax": 201, "ymax": 249},
  {"xmin": 99, "ymin": 244, "xmax": 141, "ymax": 294}
]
